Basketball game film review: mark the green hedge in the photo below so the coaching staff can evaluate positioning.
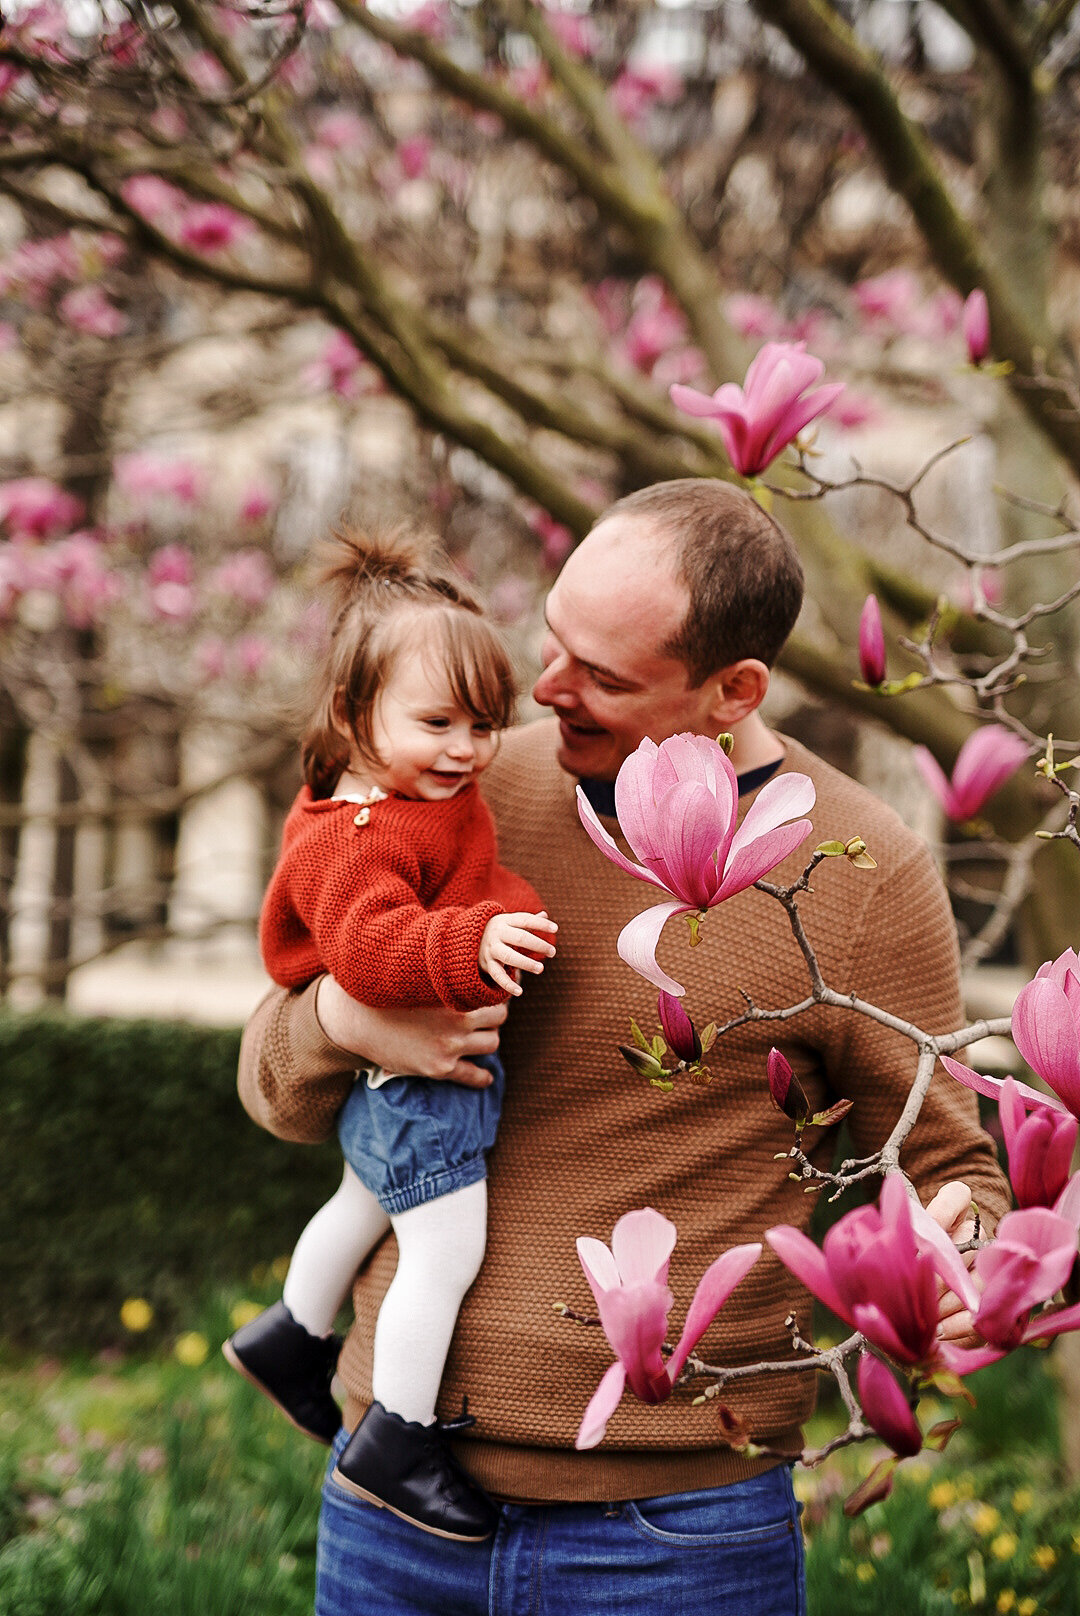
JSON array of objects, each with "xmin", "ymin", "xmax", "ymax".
[{"xmin": 0, "ymin": 1010, "xmax": 341, "ymax": 1351}]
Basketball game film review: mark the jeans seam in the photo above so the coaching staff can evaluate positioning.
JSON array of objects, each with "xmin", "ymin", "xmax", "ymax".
[{"xmin": 528, "ymin": 1510, "xmax": 547, "ymax": 1616}]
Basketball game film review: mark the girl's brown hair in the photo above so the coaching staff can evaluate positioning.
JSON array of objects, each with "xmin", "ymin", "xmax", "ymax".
[{"xmin": 300, "ymin": 524, "xmax": 517, "ymax": 797}]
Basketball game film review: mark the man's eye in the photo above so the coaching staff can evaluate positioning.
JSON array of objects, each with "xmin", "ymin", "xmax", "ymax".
[{"xmin": 589, "ymin": 673, "xmax": 624, "ymax": 694}]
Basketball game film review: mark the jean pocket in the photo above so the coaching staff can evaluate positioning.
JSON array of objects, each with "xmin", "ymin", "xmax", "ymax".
[{"xmin": 624, "ymin": 1478, "xmax": 797, "ymax": 1547}]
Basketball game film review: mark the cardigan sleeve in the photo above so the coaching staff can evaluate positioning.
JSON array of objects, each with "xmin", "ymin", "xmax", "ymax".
[
  {"xmin": 237, "ymin": 980, "xmax": 358, "ymax": 1144},
  {"xmin": 295, "ymin": 832, "xmax": 509, "ymax": 1013}
]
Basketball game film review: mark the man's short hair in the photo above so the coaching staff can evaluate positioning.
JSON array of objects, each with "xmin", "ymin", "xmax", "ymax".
[{"xmin": 602, "ymin": 479, "xmax": 804, "ymax": 686}]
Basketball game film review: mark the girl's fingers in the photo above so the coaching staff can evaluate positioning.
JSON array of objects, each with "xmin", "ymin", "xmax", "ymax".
[
  {"xmin": 494, "ymin": 946, "xmax": 545, "ymax": 973},
  {"xmin": 484, "ymin": 959, "xmax": 522, "ymax": 996}
]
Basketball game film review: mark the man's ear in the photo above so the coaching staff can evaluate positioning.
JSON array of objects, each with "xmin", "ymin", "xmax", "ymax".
[{"xmin": 703, "ymin": 659, "xmax": 771, "ymax": 727}]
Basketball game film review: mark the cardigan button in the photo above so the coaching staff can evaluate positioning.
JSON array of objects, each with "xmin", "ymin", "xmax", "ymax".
[{"xmin": 353, "ymin": 807, "xmax": 371, "ymax": 827}]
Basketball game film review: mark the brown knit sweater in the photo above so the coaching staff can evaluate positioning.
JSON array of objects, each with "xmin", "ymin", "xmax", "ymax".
[{"xmin": 238, "ymin": 721, "xmax": 1009, "ymax": 1503}]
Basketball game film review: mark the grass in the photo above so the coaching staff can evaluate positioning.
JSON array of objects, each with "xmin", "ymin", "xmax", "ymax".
[{"xmin": 2, "ymin": 1289, "xmax": 1079, "ymax": 1614}]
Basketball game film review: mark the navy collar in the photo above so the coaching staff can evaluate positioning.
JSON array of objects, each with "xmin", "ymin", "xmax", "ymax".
[{"xmin": 579, "ymin": 756, "xmax": 783, "ymax": 820}]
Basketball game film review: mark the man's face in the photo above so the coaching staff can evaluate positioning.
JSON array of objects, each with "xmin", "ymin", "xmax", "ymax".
[{"xmin": 532, "ymin": 515, "xmax": 719, "ymax": 780}]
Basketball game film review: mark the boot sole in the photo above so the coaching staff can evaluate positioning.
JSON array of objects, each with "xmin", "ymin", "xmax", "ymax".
[
  {"xmin": 221, "ymin": 1339, "xmax": 338, "ymax": 1447},
  {"xmin": 329, "ymin": 1466, "xmax": 495, "ymax": 1542}
]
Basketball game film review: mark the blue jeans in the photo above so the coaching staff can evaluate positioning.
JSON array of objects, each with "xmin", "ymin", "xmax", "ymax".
[{"xmin": 316, "ymin": 1429, "xmax": 805, "ymax": 1615}]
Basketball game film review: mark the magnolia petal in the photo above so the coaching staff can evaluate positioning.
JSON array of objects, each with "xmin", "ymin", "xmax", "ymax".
[
  {"xmin": 766, "ymin": 1225, "xmax": 849, "ymax": 1321},
  {"xmin": 576, "ymin": 786, "xmax": 669, "ymax": 890},
  {"xmin": 909, "ymin": 1202, "xmax": 980, "ymax": 1313},
  {"xmin": 857, "ymin": 1354, "xmax": 922, "ymax": 1458},
  {"xmin": 617, "ymin": 901, "xmax": 692, "ymax": 996},
  {"xmin": 669, "ymin": 383, "xmax": 725, "ymax": 419},
  {"xmin": 760, "ymin": 382, "xmax": 845, "ymax": 463},
  {"xmin": 711, "ymin": 818, "xmax": 813, "ymax": 904},
  {"xmin": 667, "ymin": 1242, "xmax": 762, "ymax": 1382},
  {"xmin": 937, "ymin": 1340, "xmax": 1006, "ymax": 1376},
  {"xmin": 612, "ymin": 739, "xmax": 663, "ymax": 861},
  {"xmin": 1012, "ymin": 977, "xmax": 1080, "ymax": 1115},
  {"xmin": 610, "ymin": 1207, "xmax": 678, "ymax": 1288},
  {"xmin": 576, "ymin": 1235, "xmax": 621, "ymax": 1309},
  {"xmin": 575, "ymin": 1360, "xmax": 627, "ymax": 1450},
  {"xmin": 940, "ymin": 1056, "xmax": 1071, "ymax": 1117},
  {"xmin": 851, "ymin": 1302, "xmax": 925, "ymax": 1366},
  {"xmin": 1021, "ymin": 1298, "xmax": 1080, "ymax": 1346},
  {"xmin": 950, "ymin": 725, "xmax": 1029, "ymax": 818},
  {"xmin": 911, "ymin": 746, "xmax": 953, "ymax": 816},
  {"xmin": 1054, "ymin": 1171, "xmax": 1080, "ymax": 1230},
  {"xmin": 598, "ymin": 1282, "xmax": 673, "ymax": 1402},
  {"xmin": 727, "ymin": 771, "xmax": 816, "ymax": 857},
  {"xmin": 651, "ymin": 779, "xmax": 735, "ymax": 905}
]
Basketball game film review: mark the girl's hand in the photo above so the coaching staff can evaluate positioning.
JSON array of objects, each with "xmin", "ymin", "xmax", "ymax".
[{"xmin": 479, "ymin": 910, "xmax": 558, "ymax": 997}]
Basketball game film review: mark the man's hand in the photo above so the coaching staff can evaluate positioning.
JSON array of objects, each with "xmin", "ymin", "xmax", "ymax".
[
  {"xmin": 315, "ymin": 976, "xmax": 508, "ymax": 1085},
  {"xmin": 478, "ymin": 910, "xmax": 558, "ymax": 997},
  {"xmin": 925, "ymin": 1180, "xmax": 985, "ymax": 1348}
]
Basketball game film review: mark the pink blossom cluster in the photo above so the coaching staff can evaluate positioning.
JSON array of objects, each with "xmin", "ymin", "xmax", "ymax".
[
  {"xmin": 114, "ymin": 452, "xmax": 206, "ymax": 508},
  {"xmin": 0, "ymin": 477, "xmax": 84, "ymax": 539},
  {"xmin": 305, "ymin": 330, "xmax": 379, "ymax": 399},
  {"xmin": 610, "ymin": 63, "xmax": 683, "ymax": 124},
  {"xmin": 120, "ymin": 176, "xmax": 251, "ymax": 257},
  {"xmin": 0, "ymin": 531, "xmax": 125, "ymax": 629}
]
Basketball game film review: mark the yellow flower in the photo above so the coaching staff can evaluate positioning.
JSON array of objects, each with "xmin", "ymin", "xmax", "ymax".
[
  {"xmin": 120, "ymin": 1298, "xmax": 154, "ymax": 1333},
  {"xmin": 991, "ymin": 1533, "xmax": 1019, "ymax": 1561},
  {"xmin": 1011, "ymin": 1488, "xmax": 1034, "ymax": 1514},
  {"xmin": 956, "ymin": 1474, "xmax": 976, "ymax": 1502},
  {"xmin": 270, "ymin": 1255, "xmax": 291, "ymax": 1284},
  {"xmin": 855, "ymin": 1563, "xmax": 875, "ymax": 1583},
  {"xmin": 173, "ymin": 1331, "xmax": 209, "ymax": 1367},
  {"xmin": 1031, "ymin": 1545, "xmax": 1056, "ymax": 1571},
  {"xmin": 229, "ymin": 1300, "xmax": 263, "ymax": 1331},
  {"xmin": 930, "ymin": 1481, "xmax": 958, "ymax": 1510},
  {"xmin": 972, "ymin": 1503, "xmax": 1001, "ymax": 1535},
  {"xmin": 1017, "ymin": 1601, "xmax": 1037, "ymax": 1616},
  {"xmin": 997, "ymin": 1593, "xmax": 1016, "ymax": 1614}
]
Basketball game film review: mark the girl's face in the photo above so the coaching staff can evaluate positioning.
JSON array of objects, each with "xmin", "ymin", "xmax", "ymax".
[{"xmin": 359, "ymin": 655, "xmax": 499, "ymax": 801}]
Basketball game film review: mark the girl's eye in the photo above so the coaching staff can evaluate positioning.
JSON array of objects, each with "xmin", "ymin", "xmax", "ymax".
[
  {"xmin": 472, "ymin": 723, "xmax": 493, "ymax": 736},
  {"xmin": 423, "ymin": 717, "xmax": 450, "ymax": 729}
]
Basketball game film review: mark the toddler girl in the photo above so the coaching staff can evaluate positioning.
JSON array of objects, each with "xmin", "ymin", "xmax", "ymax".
[{"xmin": 225, "ymin": 525, "xmax": 556, "ymax": 1541}]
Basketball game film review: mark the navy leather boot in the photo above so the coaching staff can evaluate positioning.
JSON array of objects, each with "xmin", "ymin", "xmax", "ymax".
[
  {"xmin": 331, "ymin": 1400, "xmax": 498, "ymax": 1540},
  {"xmin": 223, "ymin": 1301, "xmax": 342, "ymax": 1444}
]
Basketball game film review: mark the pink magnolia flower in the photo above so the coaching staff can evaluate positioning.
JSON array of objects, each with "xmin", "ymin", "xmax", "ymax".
[
  {"xmin": 611, "ymin": 64, "xmax": 683, "ymax": 123},
  {"xmin": 507, "ymin": 62, "xmax": 548, "ymax": 103},
  {"xmin": 0, "ymin": 478, "xmax": 83, "ymax": 539},
  {"xmin": 576, "ymin": 733, "xmax": 814, "ymax": 995},
  {"xmin": 832, "ymin": 391, "xmax": 883, "ymax": 431},
  {"xmin": 178, "ymin": 203, "xmax": 251, "ymax": 255},
  {"xmin": 306, "ymin": 330, "xmax": 370, "ymax": 399},
  {"xmin": 858, "ymin": 594, "xmax": 886, "ymax": 686},
  {"xmin": 528, "ymin": 509, "xmax": 575, "ymax": 570},
  {"xmin": 148, "ymin": 580, "xmax": 196, "ymax": 623},
  {"xmin": 315, "ymin": 110, "xmax": 368, "ymax": 153},
  {"xmin": 575, "ymin": 1207, "xmax": 760, "ymax": 1449},
  {"xmin": 120, "ymin": 174, "xmax": 186, "ymax": 223},
  {"xmin": 852, "ymin": 270, "xmax": 922, "ymax": 333},
  {"xmin": 589, "ymin": 279, "xmax": 629, "ymax": 337},
  {"xmin": 936, "ymin": 1201, "xmax": 1080, "ymax": 1373},
  {"xmin": 233, "ymin": 633, "xmax": 271, "ymax": 679},
  {"xmin": 397, "ymin": 135, "xmax": 432, "ymax": 181},
  {"xmin": 115, "ymin": 452, "xmax": 205, "ymax": 507},
  {"xmin": 963, "ymin": 289, "xmax": 990, "ymax": 366},
  {"xmin": 148, "ymin": 543, "xmax": 194, "ymax": 587},
  {"xmin": 52, "ymin": 533, "xmax": 125, "ymax": 628},
  {"xmin": 59, "ymin": 285, "xmax": 129, "ymax": 339},
  {"xmin": 857, "ymin": 1353, "xmax": 922, "ymax": 1458},
  {"xmin": 210, "ymin": 548, "xmax": 275, "ymax": 610},
  {"xmin": 239, "ymin": 481, "xmax": 277, "ymax": 524},
  {"xmin": 767, "ymin": 1175, "xmax": 959, "ymax": 1367},
  {"xmin": 185, "ymin": 50, "xmax": 230, "ymax": 95},
  {"xmin": 403, "ymin": 0, "xmax": 451, "ymax": 40},
  {"xmin": 670, "ymin": 342, "xmax": 845, "ymax": 478},
  {"xmin": 544, "ymin": 9, "xmax": 598, "ymax": 57},
  {"xmin": 999, "ymin": 1076, "xmax": 1077, "ymax": 1208},
  {"xmin": 911, "ymin": 724, "xmax": 1030, "ymax": 823},
  {"xmin": 726, "ymin": 293, "xmax": 782, "ymax": 342}
]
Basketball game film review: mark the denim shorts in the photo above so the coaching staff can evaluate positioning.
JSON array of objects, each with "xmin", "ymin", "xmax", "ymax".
[
  {"xmin": 337, "ymin": 1053, "xmax": 504, "ymax": 1216},
  {"xmin": 317, "ymin": 1427, "xmax": 806, "ymax": 1615}
]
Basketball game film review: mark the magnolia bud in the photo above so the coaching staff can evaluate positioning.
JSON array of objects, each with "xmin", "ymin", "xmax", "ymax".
[
  {"xmin": 767, "ymin": 1047, "xmax": 809, "ymax": 1126},
  {"xmin": 657, "ymin": 991, "xmax": 702, "ymax": 1064},
  {"xmin": 619, "ymin": 1045, "xmax": 665, "ymax": 1081},
  {"xmin": 715, "ymin": 732, "xmax": 735, "ymax": 756}
]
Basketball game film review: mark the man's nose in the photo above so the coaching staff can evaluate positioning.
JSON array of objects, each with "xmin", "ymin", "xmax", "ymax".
[{"xmin": 533, "ymin": 650, "xmax": 575, "ymax": 708}]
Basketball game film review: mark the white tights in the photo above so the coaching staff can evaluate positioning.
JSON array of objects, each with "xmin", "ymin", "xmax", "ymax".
[{"xmin": 282, "ymin": 1164, "xmax": 487, "ymax": 1427}]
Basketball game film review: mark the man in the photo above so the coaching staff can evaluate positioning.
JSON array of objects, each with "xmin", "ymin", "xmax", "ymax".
[{"xmin": 239, "ymin": 480, "xmax": 1007, "ymax": 1615}]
